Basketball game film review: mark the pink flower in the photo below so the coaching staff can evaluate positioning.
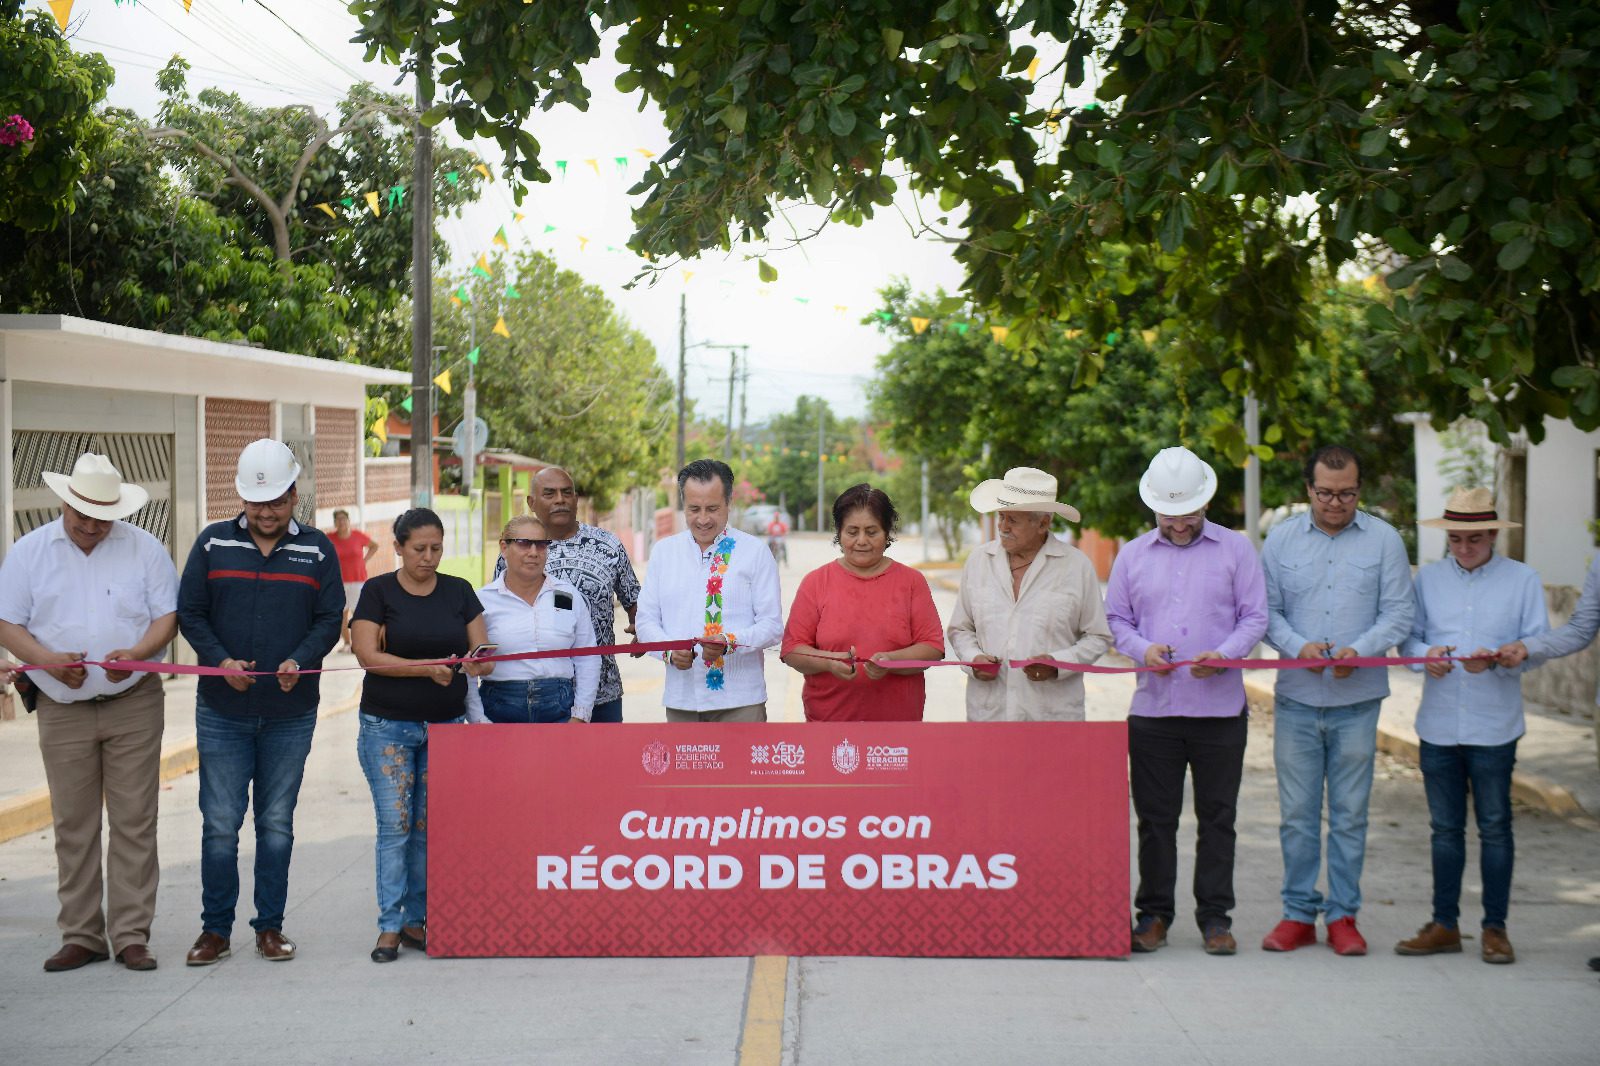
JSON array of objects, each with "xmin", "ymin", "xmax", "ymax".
[
  {"xmin": 0, "ymin": 115, "xmax": 34, "ymax": 147},
  {"xmin": 707, "ymin": 575, "xmax": 724, "ymax": 594}
]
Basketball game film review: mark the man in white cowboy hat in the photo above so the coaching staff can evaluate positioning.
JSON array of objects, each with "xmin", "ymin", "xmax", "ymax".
[
  {"xmin": 176, "ymin": 438, "xmax": 343, "ymax": 966},
  {"xmin": 0, "ymin": 453, "xmax": 178, "ymax": 972},
  {"xmin": 1259, "ymin": 444, "xmax": 1413, "ymax": 957},
  {"xmin": 1392, "ymin": 487, "xmax": 1547, "ymax": 965},
  {"xmin": 1104, "ymin": 446, "xmax": 1267, "ymax": 956},
  {"xmin": 946, "ymin": 466, "xmax": 1111, "ymax": 722}
]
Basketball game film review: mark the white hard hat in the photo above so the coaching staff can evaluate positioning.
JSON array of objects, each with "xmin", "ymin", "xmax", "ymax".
[
  {"xmin": 1139, "ymin": 446, "xmax": 1218, "ymax": 516},
  {"xmin": 235, "ymin": 439, "xmax": 301, "ymax": 502}
]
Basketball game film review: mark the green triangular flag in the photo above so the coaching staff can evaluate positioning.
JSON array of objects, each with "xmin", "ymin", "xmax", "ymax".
[
  {"xmin": 454, "ymin": 285, "xmax": 470, "ymax": 302},
  {"xmin": 399, "ymin": 396, "xmax": 413, "ymax": 413},
  {"xmin": 387, "ymin": 184, "xmax": 405, "ymax": 209},
  {"xmin": 953, "ymin": 322, "xmax": 969, "ymax": 335},
  {"xmin": 543, "ymin": 224, "xmax": 556, "ymax": 234},
  {"xmin": 504, "ymin": 285, "xmax": 521, "ymax": 299},
  {"xmin": 471, "ymin": 265, "xmax": 492, "ymax": 279},
  {"xmin": 340, "ymin": 197, "xmax": 355, "ymax": 208},
  {"xmin": 876, "ymin": 311, "xmax": 894, "ymax": 323},
  {"xmin": 467, "ymin": 346, "xmax": 480, "ymax": 365},
  {"xmin": 445, "ymin": 171, "xmax": 460, "ymax": 186}
]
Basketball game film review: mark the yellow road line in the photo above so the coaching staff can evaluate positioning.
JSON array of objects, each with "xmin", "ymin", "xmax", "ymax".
[{"xmin": 737, "ymin": 954, "xmax": 788, "ymax": 1066}]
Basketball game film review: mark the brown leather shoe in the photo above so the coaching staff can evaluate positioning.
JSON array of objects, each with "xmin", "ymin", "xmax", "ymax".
[
  {"xmin": 115, "ymin": 944, "xmax": 158, "ymax": 971},
  {"xmin": 1130, "ymin": 916, "xmax": 1168, "ymax": 953},
  {"xmin": 1395, "ymin": 921, "xmax": 1462, "ymax": 956},
  {"xmin": 256, "ymin": 929, "xmax": 297, "ymax": 961},
  {"xmin": 43, "ymin": 943, "xmax": 110, "ymax": 972},
  {"xmin": 1203, "ymin": 924, "xmax": 1237, "ymax": 956},
  {"xmin": 185, "ymin": 932, "xmax": 231, "ymax": 967},
  {"xmin": 1481, "ymin": 926, "xmax": 1515, "ymax": 964}
]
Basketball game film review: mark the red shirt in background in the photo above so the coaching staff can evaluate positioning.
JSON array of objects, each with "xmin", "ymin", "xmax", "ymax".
[
  {"xmin": 781, "ymin": 559, "xmax": 944, "ymax": 721},
  {"xmin": 330, "ymin": 528, "xmax": 373, "ymax": 584},
  {"xmin": 766, "ymin": 517, "xmax": 789, "ymax": 537}
]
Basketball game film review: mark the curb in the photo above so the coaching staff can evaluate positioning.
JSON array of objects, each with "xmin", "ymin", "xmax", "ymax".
[
  {"xmin": 0, "ymin": 688, "xmax": 363, "ymax": 847},
  {"xmin": 1242, "ymin": 681, "xmax": 1589, "ymax": 822}
]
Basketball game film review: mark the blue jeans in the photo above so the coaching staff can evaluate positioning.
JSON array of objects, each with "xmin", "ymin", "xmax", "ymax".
[
  {"xmin": 591, "ymin": 696, "xmax": 623, "ymax": 724},
  {"xmin": 196, "ymin": 703, "xmax": 317, "ymax": 937},
  {"xmin": 1272, "ymin": 695, "xmax": 1381, "ymax": 923},
  {"xmin": 357, "ymin": 714, "xmax": 463, "ymax": 933},
  {"xmin": 480, "ymin": 678, "xmax": 575, "ymax": 723},
  {"xmin": 1420, "ymin": 738, "xmax": 1517, "ymax": 929}
]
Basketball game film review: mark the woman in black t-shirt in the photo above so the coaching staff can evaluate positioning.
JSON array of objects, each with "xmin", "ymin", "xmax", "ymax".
[{"xmin": 350, "ymin": 508, "xmax": 491, "ymax": 963}]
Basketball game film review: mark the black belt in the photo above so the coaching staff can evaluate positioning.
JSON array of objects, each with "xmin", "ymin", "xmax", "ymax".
[{"xmin": 87, "ymin": 674, "xmax": 153, "ymax": 704}]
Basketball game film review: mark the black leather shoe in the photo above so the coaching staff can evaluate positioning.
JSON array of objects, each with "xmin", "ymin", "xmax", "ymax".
[
  {"xmin": 371, "ymin": 934, "xmax": 400, "ymax": 963},
  {"xmin": 398, "ymin": 926, "xmax": 426, "ymax": 951}
]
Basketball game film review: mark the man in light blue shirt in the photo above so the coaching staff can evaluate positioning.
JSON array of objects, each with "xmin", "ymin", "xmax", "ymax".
[
  {"xmin": 1394, "ymin": 488, "xmax": 1546, "ymax": 965},
  {"xmin": 1259, "ymin": 445, "xmax": 1414, "ymax": 957}
]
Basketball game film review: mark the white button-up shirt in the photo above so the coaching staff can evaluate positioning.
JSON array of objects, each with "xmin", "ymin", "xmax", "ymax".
[
  {"xmin": 0, "ymin": 517, "xmax": 178, "ymax": 703},
  {"xmin": 946, "ymin": 536, "xmax": 1113, "ymax": 722},
  {"xmin": 636, "ymin": 527, "xmax": 783, "ymax": 712},
  {"xmin": 466, "ymin": 574, "xmax": 600, "ymax": 722}
]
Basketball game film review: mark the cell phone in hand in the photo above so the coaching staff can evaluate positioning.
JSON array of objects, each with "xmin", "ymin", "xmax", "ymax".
[{"xmin": 457, "ymin": 643, "xmax": 499, "ymax": 671}]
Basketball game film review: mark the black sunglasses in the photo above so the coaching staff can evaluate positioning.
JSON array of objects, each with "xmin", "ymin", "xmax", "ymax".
[{"xmin": 503, "ymin": 537, "xmax": 552, "ymax": 549}]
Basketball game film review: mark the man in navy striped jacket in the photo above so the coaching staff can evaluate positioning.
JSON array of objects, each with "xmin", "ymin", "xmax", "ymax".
[{"xmin": 176, "ymin": 439, "xmax": 343, "ymax": 967}]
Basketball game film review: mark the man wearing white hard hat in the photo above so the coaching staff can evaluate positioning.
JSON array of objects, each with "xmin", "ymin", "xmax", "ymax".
[
  {"xmin": 176, "ymin": 439, "xmax": 343, "ymax": 966},
  {"xmin": 1393, "ymin": 488, "xmax": 1546, "ymax": 965},
  {"xmin": 947, "ymin": 466, "xmax": 1111, "ymax": 721},
  {"xmin": 1105, "ymin": 447, "xmax": 1267, "ymax": 956},
  {"xmin": 0, "ymin": 454, "xmax": 178, "ymax": 972}
]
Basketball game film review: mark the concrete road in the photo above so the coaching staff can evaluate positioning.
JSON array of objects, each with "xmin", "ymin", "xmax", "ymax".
[{"xmin": 2, "ymin": 533, "xmax": 1597, "ymax": 1065}]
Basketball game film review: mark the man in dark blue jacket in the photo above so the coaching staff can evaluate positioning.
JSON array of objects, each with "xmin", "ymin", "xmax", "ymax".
[{"xmin": 176, "ymin": 439, "xmax": 343, "ymax": 966}]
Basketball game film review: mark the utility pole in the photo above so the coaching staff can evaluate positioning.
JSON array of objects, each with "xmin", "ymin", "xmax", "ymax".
[
  {"xmin": 921, "ymin": 457, "xmax": 931, "ymax": 562},
  {"xmin": 1244, "ymin": 362, "xmax": 1261, "ymax": 549},
  {"xmin": 723, "ymin": 348, "xmax": 737, "ymax": 463},
  {"xmin": 675, "ymin": 295, "xmax": 687, "ymax": 472},
  {"xmin": 409, "ymin": 36, "xmax": 434, "ymax": 507},
  {"xmin": 737, "ymin": 352, "xmax": 748, "ymax": 460},
  {"xmin": 815, "ymin": 405, "xmax": 825, "ymax": 533}
]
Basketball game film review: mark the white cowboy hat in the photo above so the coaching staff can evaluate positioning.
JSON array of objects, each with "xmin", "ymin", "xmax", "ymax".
[
  {"xmin": 42, "ymin": 453, "xmax": 149, "ymax": 521},
  {"xmin": 969, "ymin": 467, "xmax": 1081, "ymax": 522},
  {"xmin": 1418, "ymin": 486, "xmax": 1521, "ymax": 530},
  {"xmin": 1139, "ymin": 446, "xmax": 1218, "ymax": 516}
]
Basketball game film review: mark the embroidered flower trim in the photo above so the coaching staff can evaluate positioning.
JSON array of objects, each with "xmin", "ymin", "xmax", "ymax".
[{"xmin": 703, "ymin": 534, "xmax": 737, "ymax": 689}]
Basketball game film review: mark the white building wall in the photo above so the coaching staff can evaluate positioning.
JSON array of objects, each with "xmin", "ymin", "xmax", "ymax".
[{"xmin": 1524, "ymin": 420, "xmax": 1600, "ymax": 588}]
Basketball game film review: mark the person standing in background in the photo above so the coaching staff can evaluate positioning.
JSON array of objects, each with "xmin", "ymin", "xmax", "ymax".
[{"xmin": 329, "ymin": 508, "xmax": 377, "ymax": 653}]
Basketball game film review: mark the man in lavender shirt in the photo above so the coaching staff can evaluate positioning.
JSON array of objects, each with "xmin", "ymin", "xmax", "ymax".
[{"xmin": 1105, "ymin": 447, "xmax": 1268, "ymax": 957}]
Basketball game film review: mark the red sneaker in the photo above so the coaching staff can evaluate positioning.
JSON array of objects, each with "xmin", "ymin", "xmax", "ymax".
[
  {"xmin": 1261, "ymin": 919, "xmax": 1318, "ymax": 952},
  {"xmin": 1326, "ymin": 916, "xmax": 1367, "ymax": 956}
]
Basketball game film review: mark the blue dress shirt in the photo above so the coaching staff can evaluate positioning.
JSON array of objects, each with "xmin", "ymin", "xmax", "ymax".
[
  {"xmin": 1524, "ymin": 552, "xmax": 1600, "ymax": 704},
  {"xmin": 1401, "ymin": 553, "xmax": 1548, "ymax": 747},
  {"xmin": 1261, "ymin": 510, "xmax": 1415, "ymax": 707}
]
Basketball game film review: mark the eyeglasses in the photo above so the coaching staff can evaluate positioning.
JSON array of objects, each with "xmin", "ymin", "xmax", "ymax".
[
  {"xmin": 1310, "ymin": 488, "xmax": 1359, "ymax": 504},
  {"xmin": 244, "ymin": 494, "xmax": 293, "ymax": 511},
  {"xmin": 503, "ymin": 538, "xmax": 552, "ymax": 549}
]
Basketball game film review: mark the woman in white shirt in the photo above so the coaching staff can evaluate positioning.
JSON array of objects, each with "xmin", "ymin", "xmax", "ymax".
[{"xmin": 467, "ymin": 516, "xmax": 600, "ymax": 723}]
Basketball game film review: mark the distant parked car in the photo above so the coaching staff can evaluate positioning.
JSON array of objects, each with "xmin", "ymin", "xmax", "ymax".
[{"xmin": 739, "ymin": 505, "xmax": 791, "ymax": 537}]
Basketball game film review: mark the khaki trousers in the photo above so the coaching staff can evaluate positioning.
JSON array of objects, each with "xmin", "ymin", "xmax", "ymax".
[
  {"xmin": 37, "ymin": 675, "xmax": 165, "ymax": 954},
  {"xmin": 665, "ymin": 702, "xmax": 767, "ymax": 723}
]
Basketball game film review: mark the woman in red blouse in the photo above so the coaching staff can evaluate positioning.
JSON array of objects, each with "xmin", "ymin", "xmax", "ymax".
[{"xmin": 780, "ymin": 484, "xmax": 944, "ymax": 721}]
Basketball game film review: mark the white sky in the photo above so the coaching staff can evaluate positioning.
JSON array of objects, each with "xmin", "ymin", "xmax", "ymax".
[{"xmin": 47, "ymin": 0, "xmax": 1082, "ymax": 423}]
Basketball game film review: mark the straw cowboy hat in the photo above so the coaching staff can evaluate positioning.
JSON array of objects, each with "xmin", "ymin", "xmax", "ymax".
[
  {"xmin": 42, "ymin": 453, "xmax": 149, "ymax": 521},
  {"xmin": 1418, "ymin": 486, "xmax": 1521, "ymax": 531},
  {"xmin": 969, "ymin": 467, "xmax": 1081, "ymax": 522}
]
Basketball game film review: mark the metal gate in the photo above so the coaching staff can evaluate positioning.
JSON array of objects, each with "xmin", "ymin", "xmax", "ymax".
[{"xmin": 11, "ymin": 431, "xmax": 175, "ymax": 551}]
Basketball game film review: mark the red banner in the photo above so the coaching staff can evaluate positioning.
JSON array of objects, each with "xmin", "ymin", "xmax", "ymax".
[{"xmin": 428, "ymin": 722, "xmax": 1129, "ymax": 958}]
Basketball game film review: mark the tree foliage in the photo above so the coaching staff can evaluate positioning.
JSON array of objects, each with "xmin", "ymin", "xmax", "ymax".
[
  {"xmin": 429, "ymin": 250, "xmax": 675, "ymax": 510},
  {"xmin": 870, "ymin": 269, "xmax": 1418, "ymax": 543},
  {"xmin": 738, "ymin": 396, "xmax": 879, "ymax": 530},
  {"xmin": 0, "ymin": 0, "xmax": 114, "ymax": 231},
  {"xmin": 349, "ymin": 1, "xmax": 1600, "ymax": 442}
]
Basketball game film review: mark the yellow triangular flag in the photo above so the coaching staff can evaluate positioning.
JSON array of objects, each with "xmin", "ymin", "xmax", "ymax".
[
  {"xmin": 492, "ymin": 227, "xmax": 509, "ymax": 250},
  {"xmin": 576, "ymin": 235, "xmax": 590, "ymax": 252},
  {"xmin": 1063, "ymin": 329, "xmax": 1083, "ymax": 339},
  {"xmin": 474, "ymin": 163, "xmax": 491, "ymax": 180},
  {"xmin": 910, "ymin": 317, "xmax": 930, "ymax": 335},
  {"xmin": 433, "ymin": 369, "xmax": 452, "ymax": 394},
  {"xmin": 637, "ymin": 147, "xmax": 656, "ymax": 159},
  {"xmin": 184, "ymin": 0, "xmax": 193, "ymax": 10},
  {"xmin": 681, "ymin": 270, "xmax": 695, "ymax": 285},
  {"xmin": 370, "ymin": 417, "xmax": 387, "ymax": 443},
  {"xmin": 514, "ymin": 212, "xmax": 526, "ymax": 223},
  {"xmin": 364, "ymin": 191, "xmax": 381, "ymax": 216},
  {"xmin": 475, "ymin": 254, "xmax": 492, "ymax": 276},
  {"xmin": 584, "ymin": 158, "xmax": 600, "ymax": 176},
  {"xmin": 1141, "ymin": 329, "xmax": 1158, "ymax": 343},
  {"xmin": 833, "ymin": 304, "xmax": 848, "ymax": 314},
  {"xmin": 449, "ymin": 294, "xmax": 463, "ymax": 307},
  {"xmin": 990, "ymin": 326, "xmax": 1010, "ymax": 344},
  {"xmin": 1027, "ymin": 57, "xmax": 1040, "ymax": 80},
  {"xmin": 48, "ymin": 0, "xmax": 72, "ymax": 29},
  {"xmin": 314, "ymin": 203, "xmax": 336, "ymax": 219},
  {"xmin": 492, "ymin": 316, "xmax": 511, "ymax": 339}
]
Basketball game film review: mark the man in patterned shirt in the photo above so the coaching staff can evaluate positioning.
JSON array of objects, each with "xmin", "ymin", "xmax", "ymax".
[{"xmin": 494, "ymin": 467, "xmax": 641, "ymax": 722}]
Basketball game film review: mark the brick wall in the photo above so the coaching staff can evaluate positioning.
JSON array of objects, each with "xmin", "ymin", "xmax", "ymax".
[
  {"xmin": 204, "ymin": 398, "xmax": 271, "ymax": 520},
  {"xmin": 314, "ymin": 406, "xmax": 359, "ymax": 509}
]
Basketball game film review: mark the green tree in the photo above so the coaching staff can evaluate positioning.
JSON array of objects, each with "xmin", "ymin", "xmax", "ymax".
[
  {"xmin": 0, "ymin": 1, "xmax": 114, "ymax": 232},
  {"xmin": 429, "ymin": 250, "xmax": 674, "ymax": 510},
  {"xmin": 741, "ymin": 396, "xmax": 874, "ymax": 530},
  {"xmin": 348, "ymin": 1, "xmax": 1600, "ymax": 443}
]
